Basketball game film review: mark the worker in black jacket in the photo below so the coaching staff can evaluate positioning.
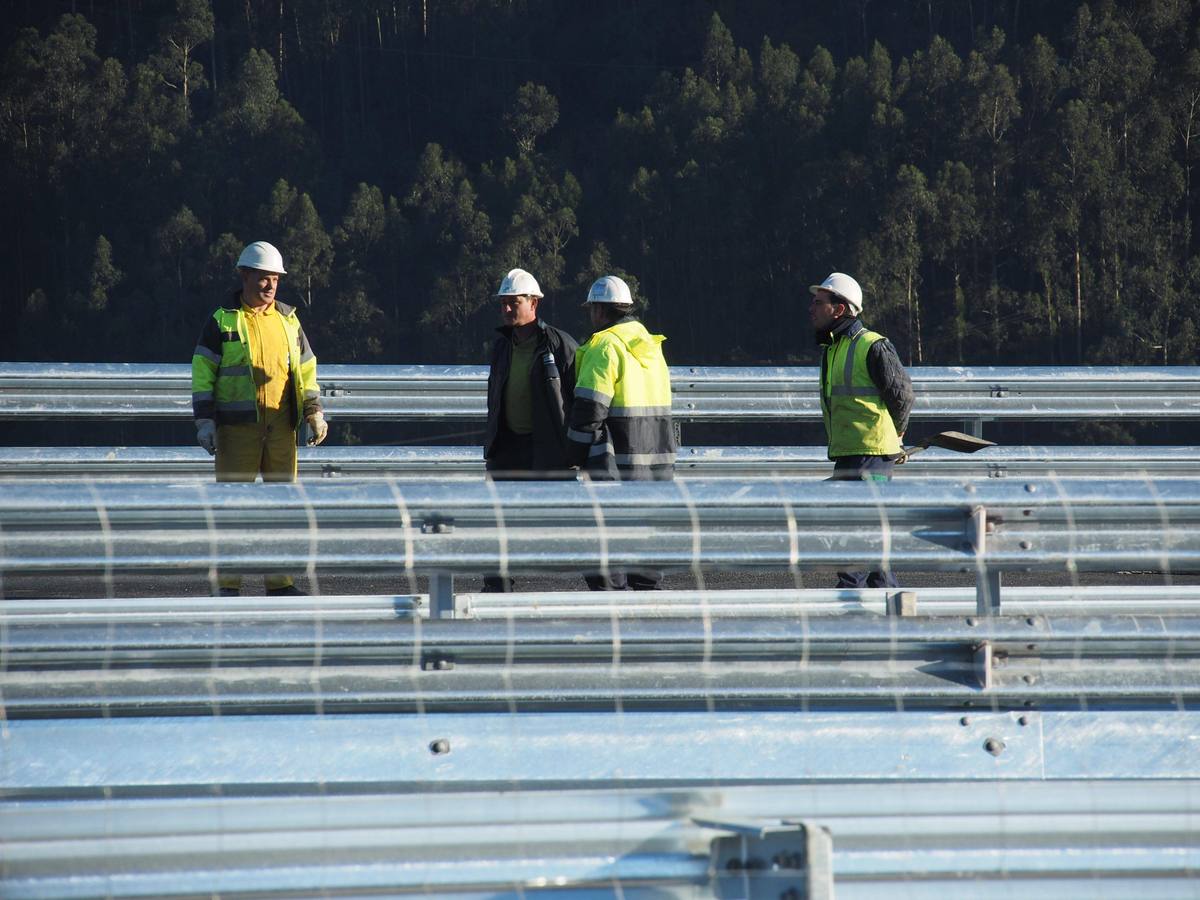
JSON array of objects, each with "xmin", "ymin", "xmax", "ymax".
[{"xmin": 482, "ymin": 267, "xmax": 578, "ymax": 592}]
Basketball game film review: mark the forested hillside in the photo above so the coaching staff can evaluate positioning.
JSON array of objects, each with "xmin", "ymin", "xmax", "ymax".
[{"xmin": 2, "ymin": 0, "xmax": 1197, "ymax": 368}]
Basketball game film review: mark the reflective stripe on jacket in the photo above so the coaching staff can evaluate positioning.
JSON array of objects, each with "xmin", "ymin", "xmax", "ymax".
[
  {"xmin": 567, "ymin": 316, "xmax": 676, "ymax": 480},
  {"xmin": 192, "ymin": 293, "xmax": 321, "ymax": 428},
  {"xmin": 820, "ymin": 322, "xmax": 902, "ymax": 457}
]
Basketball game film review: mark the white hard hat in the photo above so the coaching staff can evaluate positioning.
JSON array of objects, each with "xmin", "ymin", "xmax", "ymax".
[
  {"xmin": 809, "ymin": 272, "xmax": 862, "ymax": 315},
  {"xmin": 237, "ymin": 241, "xmax": 287, "ymax": 275},
  {"xmin": 583, "ymin": 275, "xmax": 633, "ymax": 307},
  {"xmin": 495, "ymin": 268, "xmax": 543, "ymax": 298}
]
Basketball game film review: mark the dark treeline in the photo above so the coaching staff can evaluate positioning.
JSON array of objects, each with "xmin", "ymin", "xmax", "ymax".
[{"xmin": 2, "ymin": 0, "xmax": 1198, "ymax": 369}]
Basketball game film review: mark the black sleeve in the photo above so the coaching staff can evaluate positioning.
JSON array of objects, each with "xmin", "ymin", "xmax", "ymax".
[
  {"xmin": 866, "ymin": 338, "xmax": 913, "ymax": 436},
  {"xmin": 557, "ymin": 331, "xmax": 578, "ymax": 416}
]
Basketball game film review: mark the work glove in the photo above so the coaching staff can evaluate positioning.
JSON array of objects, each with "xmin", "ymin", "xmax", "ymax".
[
  {"xmin": 195, "ymin": 419, "xmax": 217, "ymax": 456},
  {"xmin": 306, "ymin": 411, "xmax": 329, "ymax": 446}
]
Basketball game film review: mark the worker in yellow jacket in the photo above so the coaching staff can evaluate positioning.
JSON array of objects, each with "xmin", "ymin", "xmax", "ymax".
[
  {"xmin": 191, "ymin": 241, "xmax": 327, "ymax": 596},
  {"xmin": 567, "ymin": 275, "xmax": 676, "ymax": 590}
]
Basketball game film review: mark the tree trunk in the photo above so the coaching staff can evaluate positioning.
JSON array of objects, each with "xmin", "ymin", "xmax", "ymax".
[
  {"xmin": 954, "ymin": 268, "xmax": 965, "ymax": 364},
  {"xmin": 1074, "ymin": 240, "xmax": 1083, "ymax": 362}
]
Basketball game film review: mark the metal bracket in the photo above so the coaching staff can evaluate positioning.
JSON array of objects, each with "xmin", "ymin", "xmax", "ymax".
[
  {"xmin": 429, "ymin": 573, "xmax": 455, "ymax": 619},
  {"xmin": 885, "ymin": 590, "xmax": 917, "ymax": 617},
  {"xmin": 699, "ymin": 817, "xmax": 834, "ymax": 900},
  {"xmin": 968, "ymin": 506, "xmax": 1002, "ymax": 616},
  {"xmin": 973, "ymin": 640, "xmax": 993, "ymax": 690}
]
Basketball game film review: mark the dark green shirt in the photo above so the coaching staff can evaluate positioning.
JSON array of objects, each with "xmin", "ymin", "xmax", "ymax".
[{"xmin": 503, "ymin": 333, "xmax": 537, "ymax": 434}]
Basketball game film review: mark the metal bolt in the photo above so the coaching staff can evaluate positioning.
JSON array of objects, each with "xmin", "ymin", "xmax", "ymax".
[
  {"xmin": 1027, "ymin": 643, "xmax": 1037, "ymax": 651},
  {"xmin": 1024, "ymin": 700, "xmax": 1036, "ymax": 708},
  {"xmin": 1022, "ymin": 508, "xmax": 1033, "ymax": 516},
  {"xmin": 1023, "ymin": 674, "xmax": 1036, "ymax": 685},
  {"xmin": 984, "ymin": 737, "xmax": 1006, "ymax": 756},
  {"xmin": 963, "ymin": 483, "xmax": 977, "ymax": 494},
  {"xmin": 1026, "ymin": 617, "xmax": 1037, "ymax": 626},
  {"xmin": 1018, "ymin": 716, "xmax": 1030, "ymax": 726},
  {"xmin": 1024, "ymin": 483, "xmax": 1038, "ymax": 493},
  {"xmin": 429, "ymin": 739, "xmax": 451, "ymax": 755},
  {"xmin": 1019, "ymin": 540, "xmax": 1032, "ymax": 550},
  {"xmin": 960, "ymin": 716, "xmax": 972, "ymax": 726},
  {"xmin": 966, "ymin": 617, "xmax": 978, "ymax": 627}
]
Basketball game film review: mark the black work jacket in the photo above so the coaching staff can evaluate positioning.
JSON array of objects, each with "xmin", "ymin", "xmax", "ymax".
[{"xmin": 484, "ymin": 319, "xmax": 578, "ymax": 471}]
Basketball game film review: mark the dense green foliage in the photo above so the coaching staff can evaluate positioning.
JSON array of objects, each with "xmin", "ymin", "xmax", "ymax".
[{"xmin": 2, "ymin": 0, "xmax": 1198, "ymax": 367}]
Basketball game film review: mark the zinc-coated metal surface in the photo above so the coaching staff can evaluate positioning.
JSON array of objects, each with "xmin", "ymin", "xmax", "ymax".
[
  {"xmin": 3, "ymin": 585, "xmax": 1199, "ymax": 624},
  {"xmin": 5, "ymin": 710, "xmax": 1198, "ymax": 792},
  {"xmin": 4, "ymin": 361, "xmax": 1200, "ymax": 421},
  {"xmin": 2, "ymin": 782, "xmax": 1199, "ymax": 899},
  {"xmin": 3, "ymin": 443, "xmax": 1200, "ymax": 480},
  {"xmin": 1, "ymin": 478, "xmax": 1198, "ymax": 577}
]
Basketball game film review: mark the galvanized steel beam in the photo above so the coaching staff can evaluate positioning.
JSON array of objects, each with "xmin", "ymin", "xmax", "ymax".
[
  {"xmin": 4, "ymin": 362, "xmax": 1200, "ymax": 422},
  {"xmin": 4, "ymin": 444, "xmax": 1200, "ymax": 481},
  {"xmin": 1, "ymin": 479, "xmax": 1198, "ymax": 584}
]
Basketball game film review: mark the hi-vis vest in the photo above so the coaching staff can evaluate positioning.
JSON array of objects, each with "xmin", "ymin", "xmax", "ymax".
[
  {"xmin": 821, "ymin": 327, "xmax": 901, "ymax": 457},
  {"xmin": 567, "ymin": 318, "xmax": 676, "ymax": 473},
  {"xmin": 191, "ymin": 298, "xmax": 321, "ymax": 428}
]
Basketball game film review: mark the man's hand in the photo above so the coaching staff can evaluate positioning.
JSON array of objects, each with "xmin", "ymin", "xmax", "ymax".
[
  {"xmin": 195, "ymin": 419, "xmax": 217, "ymax": 456},
  {"xmin": 306, "ymin": 411, "xmax": 329, "ymax": 446}
]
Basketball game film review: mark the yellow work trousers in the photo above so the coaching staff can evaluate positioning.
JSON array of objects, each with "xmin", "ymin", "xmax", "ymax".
[{"xmin": 215, "ymin": 412, "xmax": 298, "ymax": 591}]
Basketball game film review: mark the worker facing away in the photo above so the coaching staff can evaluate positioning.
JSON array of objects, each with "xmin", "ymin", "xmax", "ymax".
[
  {"xmin": 191, "ymin": 240, "xmax": 327, "ymax": 597},
  {"xmin": 482, "ymin": 267, "xmax": 578, "ymax": 592},
  {"xmin": 811, "ymin": 271, "xmax": 914, "ymax": 589},
  {"xmin": 567, "ymin": 274, "xmax": 676, "ymax": 590}
]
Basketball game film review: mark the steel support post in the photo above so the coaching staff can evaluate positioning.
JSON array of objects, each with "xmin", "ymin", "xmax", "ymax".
[{"xmin": 429, "ymin": 573, "xmax": 455, "ymax": 619}]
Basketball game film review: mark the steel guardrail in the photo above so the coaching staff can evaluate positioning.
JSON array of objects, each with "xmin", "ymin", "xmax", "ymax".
[
  {"xmin": 6, "ymin": 585, "xmax": 1200, "ymax": 622},
  {"xmin": 3, "ymin": 782, "xmax": 1197, "ymax": 898},
  {"xmin": 4, "ymin": 362, "xmax": 1200, "ymax": 423},
  {"xmin": 2, "ymin": 443, "xmax": 1200, "ymax": 480},
  {"xmin": 2, "ymin": 478, "xmax": 1197, "ymax": 615},
  {"xmin": 2, "ymin": 613, "xmax": 1196, "ymax": 716}
]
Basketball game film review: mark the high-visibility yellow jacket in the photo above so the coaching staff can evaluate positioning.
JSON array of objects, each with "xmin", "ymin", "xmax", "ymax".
[
  {"xmin": 191, "ymin": 294, "xmax": 321, "ymax": 428},
  {"xmin": 567, "ymin": 316, "xmax": 675, "ymax": 480},
  {"xmin": 820, "ymin": 320, "xmax": 902, "ymax": 457}
]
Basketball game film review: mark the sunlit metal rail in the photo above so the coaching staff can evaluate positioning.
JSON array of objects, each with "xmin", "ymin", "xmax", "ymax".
[
  {"xmin": 2, "ymin": 611, "xmax": 1197, "ymax": 715},
  {"xmin": 5, "ymin": 584, "xmax": 1200, "ymax": 623},
  {"xmin": 3, "ymin": 781, "xmax": 1197, "ymax": 899},
  {"xmin": 4, "ymin": 362, "xmax": 1200, "ymax": 425},
  {"xmin": 3, "ymin": 443, "xmax": 1200, "ymax": 480},
  {"xmin": 1, "ymin": 478, "xmax": 1197, "ymax": 615}
]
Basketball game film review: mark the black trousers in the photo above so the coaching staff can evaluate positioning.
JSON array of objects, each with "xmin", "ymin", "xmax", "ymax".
[
  {"xmin": 829, "ymin": 455, "xmax": 899, "ymax": 589},
  {"xmin": 482, "ymin": 430, "xmax": 535, "ymax": 593}
]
